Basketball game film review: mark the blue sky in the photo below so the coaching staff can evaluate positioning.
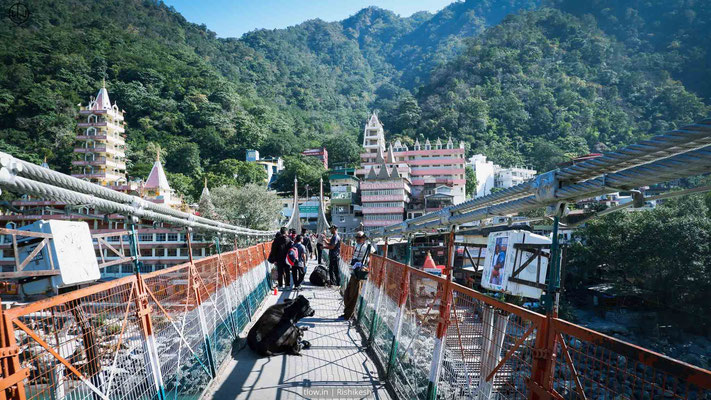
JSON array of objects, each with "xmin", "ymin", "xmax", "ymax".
[{"xmin": 163, "ymin": 0, "xmax": 456, "ymax": 38}]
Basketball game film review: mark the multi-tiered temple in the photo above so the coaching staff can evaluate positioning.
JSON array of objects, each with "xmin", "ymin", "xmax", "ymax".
[{"xmin": 72, "ymin": 83, "xmax": 127, "ymax": 186}]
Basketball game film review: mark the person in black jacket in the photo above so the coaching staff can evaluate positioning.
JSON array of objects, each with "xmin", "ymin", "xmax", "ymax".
[
  {"xmin": 301, "ymin": 228, "xmax": 313, "ymax": 260},
  {"xmin": 268, "ymin": 227, "xmax": 293, "ymax": 290}
]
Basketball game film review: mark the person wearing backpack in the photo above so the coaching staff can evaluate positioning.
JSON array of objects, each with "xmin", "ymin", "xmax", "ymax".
[
  {"xmin": 268, "ymin": 227, "xmax": 293, "ymax": 290},
  {"xmin": 286, "ymin": 235, "xmax": 307, "ymax": 289},
  {"xmin": 342, "ymin": 231, "xmax": 374, "ymax": 320}
]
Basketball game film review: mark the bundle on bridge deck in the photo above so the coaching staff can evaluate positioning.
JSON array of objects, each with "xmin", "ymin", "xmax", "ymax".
[{"xmin": 203, "ymin": 258, "xmax": 391, "ymax": 400}]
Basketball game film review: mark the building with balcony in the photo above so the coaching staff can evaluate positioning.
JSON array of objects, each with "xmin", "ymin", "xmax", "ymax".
[
  {"xmin": 301, "ymin": 148, "xmax": 328, "ymax": 169},
  {"xmin": 72, "ymin": 83, "xmax": 127, "ymax": 186},
  {"xmin": 329, "ymin": 168, "xmax": 361, "ymax": 234},
  {"xmin": 360, "ymin": 159, "xmax": 411, "ymax": 229},
  {"xmin": 1, "ymin": 82, "xmax": 207, "ymax": 281},
  {"xmin": 246, "ymin": 149, "xmax": 283, "ymax": 188},
  {"xmin": 357, "ymin": 113, "xmax": 466, "ymax": 210},
  {"xmin": 468, "ymin": 154, "xmax": 536, "ymax": 198}
]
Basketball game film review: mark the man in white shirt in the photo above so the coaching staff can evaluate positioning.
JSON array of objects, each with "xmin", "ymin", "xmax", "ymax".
[{"xmin": 341, "ymin": 231, "xmax": 374, "ymax": 320}]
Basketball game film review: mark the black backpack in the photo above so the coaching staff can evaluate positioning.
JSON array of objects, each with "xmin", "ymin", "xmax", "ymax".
[{"xmin": 309, "ymin": 265, "xmax": 329, "ymax": 286}]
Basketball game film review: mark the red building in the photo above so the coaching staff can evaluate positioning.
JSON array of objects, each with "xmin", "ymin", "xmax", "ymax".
[{"xmin": 301, "ymin": 148, "xmax": 328, "ymax": 169}]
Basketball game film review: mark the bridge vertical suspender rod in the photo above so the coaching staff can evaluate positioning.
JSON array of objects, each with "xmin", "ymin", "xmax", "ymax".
[
  {"xmin": 386, "ymin": 236, "xmax": 411, "ymax": 378},
  {"xmin": 530, "ymin": 212, "xmax": 565, "ymax": 398},
  {"xmin": 234, "ymin": 237, "xmax": 252, "ymax": 319},
  {"xmin": 128, "ymin": 224, "xmax": 166, "ymax": 400},
  {"xmin": 215, "ymin": 237, "xmax": 238, "ymax": 340},
  {"xmin": 186, "ymin": 229, "xmax": 217, "ymax": 378},
  {"xmin": 367, "ymin": 238, "xmax": 388, "ymax": 345},
  {"xmin": 427, "ymin": 227, "xmax": 456, "ymax": 400},
  {"xmin": 0, "ymin": 299, "xmax": 26, "ymax": 400}
]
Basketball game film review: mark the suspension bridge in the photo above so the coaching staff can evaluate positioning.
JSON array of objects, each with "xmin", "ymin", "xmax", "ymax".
[{"xmin": 0, "ymin": 120, "xmax": 710, "ymax": 399}]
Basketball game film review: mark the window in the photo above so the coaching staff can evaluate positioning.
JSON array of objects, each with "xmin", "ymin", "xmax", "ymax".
[
  {"xmin": 106, "ymin": 265, "xmax": 120, "ymax": 274},
  {"xmin": 363, "ymin": 202, "xmax": 400, "ymax": 208},
  {"xmin": 167, "ymin": 233, "xmax": 178, "ymax": 242},
  {"xmin": 363, "ymin": 214, "xmax": 403, "ymax": 221},
  {"xmin": 155, "ymin": 233, "xmax": 166, "ymax": 242},
  {"xmin": 140, "ymin": 248, "xmax": 152, "ymax": 257},
  {"xmin": 138, "ymin": 234, "xmax": 153, "ymax": 242},
  {"xmin": 362, "ymin": 189, "xmax": 400, "ymax": 196},
  {"xmin": 167, "ymin": 248, "xmax": 177, "ymax": 257}
]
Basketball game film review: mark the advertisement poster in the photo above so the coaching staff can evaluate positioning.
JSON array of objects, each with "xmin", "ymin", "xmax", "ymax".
[{"xmin": 484, "ymin": 236, "xmax": 508, "ymax": 290}]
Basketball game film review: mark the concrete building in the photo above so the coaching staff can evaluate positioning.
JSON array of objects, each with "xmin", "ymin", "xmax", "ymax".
[
  {"xmin": 329, "ymin": 168, "xmax": 361, "ymax": 234},
  {"xmin": 301, "ymin": 148, "xmax": 328, "ymax": 169},
  {"xmin": 360, "ymin": 159, "xmax": 411, "ymax": 228},
  {"xmin": 72, "ymin": 82, "xmax": 127, "ymax": 186},
  {"xmin": 468, "ymin": 154, "xmax": 536, "ymax": 198},
  {"xmin": 246, "ymin": 149, "xmax": 283, "ymax": 188}
]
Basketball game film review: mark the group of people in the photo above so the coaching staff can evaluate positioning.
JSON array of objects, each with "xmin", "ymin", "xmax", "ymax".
[
  {"xmin": 267, "ymin": 225, "xmax": 375, "ymax": 321},
  {"xmin": 268, "ymin": 225, "xmax": 342, "ymax": 290}
]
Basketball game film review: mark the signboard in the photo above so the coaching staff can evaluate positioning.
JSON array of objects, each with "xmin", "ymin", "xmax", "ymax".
[
  {"xmin": 299, "ymin": 206, "xmax": 318, "ymax": 214},
  {"xmin": 20, "ymin": 220, "xmax": 100, "ymax": 295},
  {"xmin": 480, "ymin": 230, "xmax": 551, "ymax": 299}
]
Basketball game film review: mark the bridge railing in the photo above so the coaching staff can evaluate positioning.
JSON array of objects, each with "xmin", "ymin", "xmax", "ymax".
[
  {"xmin": 341, "ymin": 245, "xmax": 711, "ymax": 400},
  {"xmin": 0, "ymin": 241, "xmax": 273, "ymax": 400}
]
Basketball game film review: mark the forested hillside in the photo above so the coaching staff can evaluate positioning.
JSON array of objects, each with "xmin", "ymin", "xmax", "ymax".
[
  {"xmin": 398, "ymin": 8, "xmax": 708, "ymax": 171},
  {"xmin": 0, "ymin": 0, "xmax": 709, "ymax": 198}
]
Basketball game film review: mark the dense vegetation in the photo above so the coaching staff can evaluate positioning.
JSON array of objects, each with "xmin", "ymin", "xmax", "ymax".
[
  {"xmin": 567, "ymin": 193, "xmax": 711, "ymax": 334},
  {"xmin": 0, "ymin": 0, "xmax": 710, "ymax": 199}
]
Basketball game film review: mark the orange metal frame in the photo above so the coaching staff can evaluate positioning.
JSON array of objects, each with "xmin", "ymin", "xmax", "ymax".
[
  {"xmin": 0, "ymin": 241, "xmax": 272, "ymax": 400},
  {"xmin": 344, "ymin": 244, "xmax": 711, "ymax": 399}
]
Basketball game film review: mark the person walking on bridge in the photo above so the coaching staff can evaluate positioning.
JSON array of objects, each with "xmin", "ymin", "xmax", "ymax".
[
  {"xmin": 324, "ymin": 225, "xmax": 341, "ymax": 286},
  {"xmin": 287, "ymin": 235, "xmax": 307, "ymax": 289},
  {"xmin": 341, "ymin": 231, "xmax": 374, "ymax": 320},
  {"xmin": 268, "ymin": 226, "xmax": 292, "ymax": 290},
  {"xmin": 301, "ymin": 228, "xmax": 313, "ymax": 261},
  {"xmin": 316, "ymin": 230, "xmax": 326, "ymax": 265}
]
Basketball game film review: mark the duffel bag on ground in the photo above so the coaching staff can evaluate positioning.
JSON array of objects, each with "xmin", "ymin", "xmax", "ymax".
[{"xmin": 309, "ymin": 265, "xmax": 329, "ymax": 286}]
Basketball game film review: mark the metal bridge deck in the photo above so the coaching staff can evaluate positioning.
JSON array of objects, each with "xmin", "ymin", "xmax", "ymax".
[{"xmin": 203, "ymin": 259, "xmax": 391, "ymax": 400}]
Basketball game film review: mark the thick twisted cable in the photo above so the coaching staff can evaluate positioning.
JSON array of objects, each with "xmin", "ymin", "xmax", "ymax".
[
  {"xmin": 0, "ymin": 152, "xmax": 272, "ymax": 236},
  {"xmin": 383, "ymin": 119, "xmax": 711, "ymax": 233},
  {"xmin": 0, "ymin": 174, "xmax": 269, "ymax": 236},
  {"xmin": 380, "ymin": 145, "xmax": 711, "ymax": 236}
]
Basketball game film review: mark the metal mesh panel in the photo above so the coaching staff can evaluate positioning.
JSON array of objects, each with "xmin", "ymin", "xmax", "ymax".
[
  {"xmin": 9, "ymin": 279, "xmax": 157, "ymax": 400},
  {"xmin": 3, "ymin": 242, "xmax": 273, "ymax": 400},
  {"xmin": 389, "ymin": 271, "xmax": 441, "ymax": 399},
  {"xmin": 143, "ymin": 264, "xmax": 212, "ymax": 400},
  {"xmin": 552, "ymin": 319, "xmax": 711, "ymax": 399},
  {"xmin": 437, "ymin": 287, "xmax": 540, "ymax": 400},
  {"xmin": 371, "ymin": 260, "xmax": 406, "ymax": 364}
]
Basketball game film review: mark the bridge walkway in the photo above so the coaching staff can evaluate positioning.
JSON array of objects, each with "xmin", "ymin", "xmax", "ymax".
[{"xmin": 202, "ymin": 259, "xmax": 391, "ymax": 400}]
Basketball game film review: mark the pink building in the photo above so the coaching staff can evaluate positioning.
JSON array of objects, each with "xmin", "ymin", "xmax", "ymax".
[
  {"xmin": 360, "ymin": 157, "xmax": 411, "ymax": 228},
  {"xmin": 357, "ymin": 113, "xmax": 466, "ymax": 219}
]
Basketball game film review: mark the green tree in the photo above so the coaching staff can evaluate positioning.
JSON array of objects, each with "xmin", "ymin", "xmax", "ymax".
[
  {"xmin": 272, "ymin": 155, "xmax": 326, "ymax": 195},
  {"xmin": 166, "ymin": 143, "xmax": 202, "ymax": 177},
  {"xmin": 212, "ymin": 184, "xmax": 282, "ymax": 230},
  {"xmin": 323, "ymin": 135, "xmax": 361, "ymax": 167},
  {"xmin": 567, "ymin": 195, "xmax": 711, "ymax": 330},
  {"xmin": 465, "ymin": 166, "xmax": 477, "ymax": 198}
]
